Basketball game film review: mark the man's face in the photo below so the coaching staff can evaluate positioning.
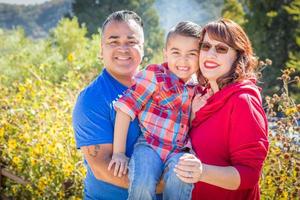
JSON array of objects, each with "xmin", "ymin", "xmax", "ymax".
[
  {"xmin": 101, "ymin": 20, "xmax": 144, "ymax": 82},
  {"xmin": 164, "ymin": 34, "xmax": 200, "ymax": 82}
]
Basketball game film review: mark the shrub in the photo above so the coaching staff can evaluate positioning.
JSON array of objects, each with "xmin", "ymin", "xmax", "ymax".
[{"xmin": 260, "ymin": 64, "xmax": 300, "ymax": 199}]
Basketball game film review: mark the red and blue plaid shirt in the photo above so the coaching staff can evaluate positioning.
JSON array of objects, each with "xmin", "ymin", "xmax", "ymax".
[{"xmin": 114, "ymin": 63, "xmax": 202, "ymax": 161}]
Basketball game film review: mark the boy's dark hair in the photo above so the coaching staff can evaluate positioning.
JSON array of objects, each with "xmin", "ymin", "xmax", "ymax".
[
  {"xmin": 102, "ymin": 10, "xmax": 143, "ymax": 33},
  {"xmin": 166, "ymin": 21, "xmax": 201, "ymax": 46}
]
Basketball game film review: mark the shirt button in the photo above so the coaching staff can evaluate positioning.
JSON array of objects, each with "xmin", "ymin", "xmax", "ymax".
[{"xmin": 181, "ymin": 125, "xmax": 184, "ymax": 128}]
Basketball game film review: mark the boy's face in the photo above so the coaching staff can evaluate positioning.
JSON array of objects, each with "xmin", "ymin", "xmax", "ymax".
[
  {"xmin": 101, "ymin": 19, "xmax": 144, "ymax": 82},
  {"xmin": 164, "ymin": 34, "xmax": 200, "ymax": 82}
]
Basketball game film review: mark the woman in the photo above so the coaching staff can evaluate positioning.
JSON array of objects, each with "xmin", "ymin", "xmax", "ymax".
[{"xmin": 174, "ymin": 19, "xmax": 269, "ymax": 200}]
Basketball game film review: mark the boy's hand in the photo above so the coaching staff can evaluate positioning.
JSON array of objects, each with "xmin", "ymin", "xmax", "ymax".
[
  {"xmin": 191, "ymin": 90, "xmax": 213, "ymax": 122},
  {"xmin": 108, "ymin": 153, "xmax": 129, "ymax": 177},
  {"xmin": 192, "ymin": 89, "xmax": 213, "ymax": 113}
]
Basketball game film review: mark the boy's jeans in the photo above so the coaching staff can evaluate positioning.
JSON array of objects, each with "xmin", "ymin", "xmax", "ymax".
[{"xmin": 127, "ymin": 136, "xmax": 193, "ymax": 200}]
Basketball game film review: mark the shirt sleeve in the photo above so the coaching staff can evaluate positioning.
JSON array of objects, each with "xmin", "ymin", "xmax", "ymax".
[
  {"xmin": 229, "ymin": 93, "xmax": 269, "ymax": 189},
  {"xmin": 114, "ymin": 69, "xmax": 157, "ymax": 120},
  {"xmin": 72, "ymin": 90, "xmax": 113, "ymax": 149}
]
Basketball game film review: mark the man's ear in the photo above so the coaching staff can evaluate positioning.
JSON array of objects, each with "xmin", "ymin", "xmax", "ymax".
[
  {"xmin": 163, "ymin": 48, "xmax": 167, "ymax": 62},
  {"xmin": 99, "ymin": 42, "xmax": 103, "ymax": 60}
]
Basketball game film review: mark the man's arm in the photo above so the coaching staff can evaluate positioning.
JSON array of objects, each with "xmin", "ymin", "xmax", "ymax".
[
  {"xmin": 81, "ymin": 144, "xmax": 165, "ymax": 192},
  {"xmin": 81, "ymin": 144, "xmax": 129, "ymax": 188}
]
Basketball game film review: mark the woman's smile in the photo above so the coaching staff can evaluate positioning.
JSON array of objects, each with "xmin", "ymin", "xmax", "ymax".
[{"xmin": 203, "ymin": 60, "xmax": 220, "ymax": 69}]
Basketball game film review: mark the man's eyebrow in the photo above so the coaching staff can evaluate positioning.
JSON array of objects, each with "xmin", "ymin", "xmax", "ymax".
[
  {"xmin": 108, "ymin": 35, "xmax": 119, "ymax": 39},
  {"xmin": 107, "ymin": 35, "xmax": 137, "ymax": 40},
  {"xmin": 127, "ymin": 36, "xmax": 137, "ymax": 39},
  {"xmin": 188, "ymin": 49, "xmax": 199, "ymax": 52},
  {"xmin": 170, "ymin": 47, "xmax": 180, "ymax": 51}
]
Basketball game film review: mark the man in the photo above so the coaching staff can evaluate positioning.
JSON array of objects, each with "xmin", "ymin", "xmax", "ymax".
[{"xmin": 72, "ymin": 10, "xmax": 145, "ymax": 199}]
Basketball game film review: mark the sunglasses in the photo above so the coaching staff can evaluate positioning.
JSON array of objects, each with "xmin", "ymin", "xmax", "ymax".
[{"xmin": 200, "ymin": 42, "xmax": 232, "ymax": 54}]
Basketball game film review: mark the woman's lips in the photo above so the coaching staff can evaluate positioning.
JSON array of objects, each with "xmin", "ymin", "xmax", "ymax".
[{"xmin": 203, "ymin": 61, "xmax": 220, "ymax": 69}]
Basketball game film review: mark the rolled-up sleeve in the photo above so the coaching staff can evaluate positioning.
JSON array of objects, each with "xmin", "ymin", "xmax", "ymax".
[
  {"xmin": 229, "ymin": 93, "xmax": 269, "ymax": 189},
  {"xmin": 114, "ymin": 69, "xmax": 157, "ymax": 120}
]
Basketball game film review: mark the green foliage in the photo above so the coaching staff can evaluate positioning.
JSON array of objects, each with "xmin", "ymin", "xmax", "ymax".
[
  {"xmin": 51, "ymin": 17, "xmax": 88, "ymax": 57},
  {"xmin": 260, "ymin": 67, "xmax": 300, "ymax": 199},
  {"xmin": 221, "ymin": 0, "xmax": 300, "ymax": 102},
  {"xmin": 0, "ymin": 17, "xmax": 101, "ymax": 86},
  {"xmin": 221, "ymin": 0, "xmax": 246, "ymax": 25},
  {"xmin": 245, "ymin": 0, "xmax": 300, "ymax": 97},
  {"xmin": 0, "ymin": 17, "xmax": 101, "ymax": 199},
  {"xmin": 72, "ymin": 0, "xmax": 164, "ymax": 63},
  {"xmin": 0, "ymin": 78, "xmax": 85, "ymax": 199},
  {"xmin": 0, "ymin": 0, "xmax": 72, "ymax": 38}
]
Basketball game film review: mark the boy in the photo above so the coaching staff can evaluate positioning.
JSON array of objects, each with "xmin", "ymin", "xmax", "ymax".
[{"xmin": 109, "ymin": 21, "xmax": 202, "ymax": 200}]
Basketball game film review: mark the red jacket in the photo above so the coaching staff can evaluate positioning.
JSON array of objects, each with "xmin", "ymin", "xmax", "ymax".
[{"xmin": 190, "ymin": 80, "xmax": 269, "ymax": 200}]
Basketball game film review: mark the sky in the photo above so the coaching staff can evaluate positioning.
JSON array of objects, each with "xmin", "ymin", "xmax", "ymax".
[{"xmin": 0, "ymin": 0, "xmax": 49, "ymax": 5}]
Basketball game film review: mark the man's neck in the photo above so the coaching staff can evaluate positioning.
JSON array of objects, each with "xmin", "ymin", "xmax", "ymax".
[
  {"xmin": 117, "ymin": 77, "xmax": 134, "ymax": 87},
  {"xmin": 105, "ymin": 69, "xmax": 135, "ymax": 87}
]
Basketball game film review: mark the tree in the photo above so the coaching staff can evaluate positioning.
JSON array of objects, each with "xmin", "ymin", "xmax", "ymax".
[
  {"xmin": 221, "ymin": 0, "xmax": 246, "ymax": 25},
  {"xmin": 72, "ymin": 0, "xmax": 164, "ymax": 63},
  {"xmin": 284, "ymin": 0, "xmax": 300, "ymax": 71},
  {"xmin": 246, "ymin": 0, "xmax": 300, "ymax": 97},
  {"xmin": 222, "ymin": 0, "xmax": 300, "ymax": 99}
]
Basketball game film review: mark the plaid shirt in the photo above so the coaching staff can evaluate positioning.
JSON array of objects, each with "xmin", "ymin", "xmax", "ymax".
[{"xmin": 114, "ymin": 63, "xmax": 202, "ymax": 161}]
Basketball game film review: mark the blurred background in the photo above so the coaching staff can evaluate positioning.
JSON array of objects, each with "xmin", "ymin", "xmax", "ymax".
[{"xmin": 0, "ymin": 0, "xmax": 299, "ymax": 199}]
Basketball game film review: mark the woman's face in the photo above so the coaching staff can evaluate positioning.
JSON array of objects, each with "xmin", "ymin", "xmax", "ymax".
[{"xmin": 199, "ymin": 33, "xmax": 237, "ymax": 83}]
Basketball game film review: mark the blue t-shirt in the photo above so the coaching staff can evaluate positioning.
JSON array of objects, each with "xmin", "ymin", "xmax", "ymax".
[{"xmin": 73, "ymin": 69, "xmax": 141, "ymax": 200}]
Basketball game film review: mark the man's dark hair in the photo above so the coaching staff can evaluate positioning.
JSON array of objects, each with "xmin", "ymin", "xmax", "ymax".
[
  {"xmin": 166, "ymin": 21, "xmax": 201, "ymax": 46},
  {"xmin": 102, "ymin": 10, "xmax": 143, "ymax": 33}
]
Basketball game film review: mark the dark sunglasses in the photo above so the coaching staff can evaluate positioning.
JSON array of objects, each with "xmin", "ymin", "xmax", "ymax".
[{"xmin": 200, "ymin": 42, "xmax": 232, "ymax": 54}]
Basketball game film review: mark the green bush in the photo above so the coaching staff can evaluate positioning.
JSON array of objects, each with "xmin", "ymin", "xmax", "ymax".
[
  {"xmin": 0, "ymin": 17, "xmax": 101, "ymax": 199},
  {"xmin": 260, "ymin": 65, "xmax": 300, "ymax": 199}
]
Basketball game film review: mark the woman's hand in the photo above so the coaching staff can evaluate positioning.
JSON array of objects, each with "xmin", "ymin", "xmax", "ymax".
[
  {"xmin": 176, "ymin": 153, "xmax": 241, "ymax": 189},
  {"xmin": 174, "ymin": 153, "xmax": 203, "ymax": 183}
]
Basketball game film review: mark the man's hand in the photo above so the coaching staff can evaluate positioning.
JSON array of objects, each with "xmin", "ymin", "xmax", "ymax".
[{"xmin": 108, "ymin": 152, "xmax": 129, "ymax": 177}]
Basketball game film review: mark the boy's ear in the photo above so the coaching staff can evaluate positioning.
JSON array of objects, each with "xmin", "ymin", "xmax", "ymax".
[{"xmin": 163, "ymin": 48, "xmax": 167, "ymax": 62}]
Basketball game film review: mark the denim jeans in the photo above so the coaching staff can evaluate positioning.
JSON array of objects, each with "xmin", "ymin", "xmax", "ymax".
[{"xmin": 127, "ymin": 136, "xmax": 193, "ymax": 200}]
